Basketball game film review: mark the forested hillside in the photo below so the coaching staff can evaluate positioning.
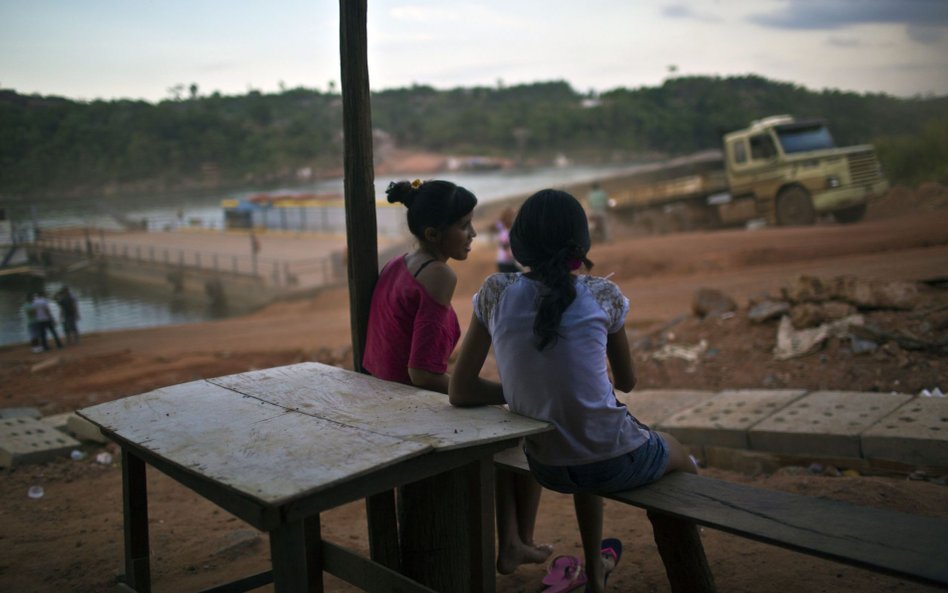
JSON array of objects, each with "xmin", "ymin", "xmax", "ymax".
[{"xmin": 2, "ymin": 75, "xmax": 946, "ymax": 196}]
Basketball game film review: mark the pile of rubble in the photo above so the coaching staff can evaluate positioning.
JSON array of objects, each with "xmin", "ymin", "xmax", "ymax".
[
  {"xmin": 633, "ymin": 274, "xmax": 947, "ymax": 395},
  {"xmin": 741, "ymin": 275, "xmax": 948, "ymax": 360}
]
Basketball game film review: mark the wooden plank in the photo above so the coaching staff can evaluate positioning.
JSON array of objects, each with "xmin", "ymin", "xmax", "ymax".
[
  {"xmin": 79, "ymin": 381, "xmax": 429, "ymax": 506},
  {"xmin": 495, "ymin": 448, "xmax": 948, "ymax": 588},
  {"xmin": 208, "ymin": 362, "xmax": 550, "ymax": 450},
  {"xmin": 629, "ymin": 473, "xmax": 948, "ymax": 588},
  {"xmin": 322, "ymin": 541, "xmax": 438, "ymax": 593},
  {"xmin": 285, "ymin": 439, "xmax": 519, "ymax": 520},
  {"xmin": 109, "ymin": 433, "xmax": 280, "ymax": 530}
]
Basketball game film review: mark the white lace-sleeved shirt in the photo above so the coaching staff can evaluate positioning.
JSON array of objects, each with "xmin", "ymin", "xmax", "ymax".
[{"xmin": 473, "ymin": 273, "xmax": 649, "ymax": 465}]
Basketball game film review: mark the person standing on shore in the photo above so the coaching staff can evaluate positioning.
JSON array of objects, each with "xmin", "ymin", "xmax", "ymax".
[
  {"xmin": 586, "ymin": 182, "xmax": 610, "ymax": 242},
  {"xmin": 492, "ymin": 206, "xmax": 519, "ymax": 273},
  {"xmin": 32, "ymin": 292, "xmax": 63, "ymax": 351},
  {"xmin": 363, "ymin": 179, "xmax": 552, "ymax": 575},
  {"xmin": 250, "ymin": 231, "xmax": 261, "ymax": 274},
  {"xmin": 22, "ymin": 294, "xmax": 41, "ymax": 353},
  {"xmin": 55, "ymin": 286, "xmax": 80, "ymax": 345}
]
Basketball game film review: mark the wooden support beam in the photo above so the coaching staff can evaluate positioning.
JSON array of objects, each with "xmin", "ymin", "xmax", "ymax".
[
  {"xmin": 339, "ymin": 0, "xmax": 399, "ymax": 575},
  {"xmin": 648, "ymin": 511, "xmax": 716, "ymax": 593},
  {"xmin": 338, "ymin": 0, "xmax": 379, "ymax": 373}
]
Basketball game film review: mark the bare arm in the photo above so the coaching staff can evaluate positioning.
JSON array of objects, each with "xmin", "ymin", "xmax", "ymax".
[
  {"xmin": 407, "ymin": 367, "xmax": 450, "ymax": 394},
  {"xmin": 606, "ymin": 328, "xmax": 636, "ymax": 392},
  {"xmin": 449, "ymin": 313, "xmax": 506, "ymax": 407}
]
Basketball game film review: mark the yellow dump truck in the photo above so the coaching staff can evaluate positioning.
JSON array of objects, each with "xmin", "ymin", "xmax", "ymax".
[{"xmin": 609, "ymin": 115, "xmax": 889, "ymax": 228}]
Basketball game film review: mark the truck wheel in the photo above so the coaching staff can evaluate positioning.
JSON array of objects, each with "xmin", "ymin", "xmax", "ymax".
[
  {"xmin": 776, "ymin": 187, "xmax": 815, "ymax": 226},
  {"xmin": 833, "ymin": 204, "xmax": 867, "ymax": 224}
]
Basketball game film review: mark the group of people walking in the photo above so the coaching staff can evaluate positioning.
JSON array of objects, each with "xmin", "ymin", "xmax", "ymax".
[
  {"xmin": 363, "ymin": 178, "xmax": 693, "ymax": 593},
  {"xmin": 22, "ymin": 286, "xmax": 80, "ymax": 352}
]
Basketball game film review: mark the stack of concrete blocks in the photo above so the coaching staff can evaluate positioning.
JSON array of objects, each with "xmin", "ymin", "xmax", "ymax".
[
  {"xmin": 0, "ymin": 407, "xmax": 108, "ymax": 468},
  {"xmin": 618, "ymin": 389, "xmax": 948, "ymax": 474}
]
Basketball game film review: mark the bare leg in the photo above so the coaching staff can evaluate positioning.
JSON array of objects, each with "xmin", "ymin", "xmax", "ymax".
[
  {"xmin": 495, "ymin": 468, "xmax": 553, "ymax": 574},
  {"xmin": 573, "ymin": 492, "xmax": 604, "ymax": 593}
]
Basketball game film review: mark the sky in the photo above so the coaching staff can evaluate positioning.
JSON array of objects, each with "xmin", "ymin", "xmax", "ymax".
[{"xmin": 1, "ymin": 0, "xmax": 947, "ymax": 103}]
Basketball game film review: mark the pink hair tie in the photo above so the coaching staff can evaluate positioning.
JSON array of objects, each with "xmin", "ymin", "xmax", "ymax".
[{"xmin": 566, "ymin": 257, "xmax": 583, "ymax": 271}]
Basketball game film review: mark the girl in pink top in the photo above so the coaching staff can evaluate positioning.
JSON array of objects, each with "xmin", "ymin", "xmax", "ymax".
[
  {"xmin": 363, "ymin": 178, "xmax": 553, "ymax": 575},
  {"xmin": 363, "ymin": 179, "xmax": 476, "ymax": 392}
]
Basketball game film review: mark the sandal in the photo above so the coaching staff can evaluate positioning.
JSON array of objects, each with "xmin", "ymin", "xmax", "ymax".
[{"xmin": 542, "ymin": 555, "xmax": 587, "ymax": 592}]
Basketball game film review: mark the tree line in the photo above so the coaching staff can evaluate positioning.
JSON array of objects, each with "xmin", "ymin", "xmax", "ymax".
[{"xmin": 2, "ymin": 75, "xmax": 946, "ymax": 197}]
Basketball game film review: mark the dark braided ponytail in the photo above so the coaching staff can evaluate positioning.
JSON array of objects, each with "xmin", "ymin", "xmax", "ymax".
[{"xmin": 510, "ymin": 189, "xmax": 593, "ymax": 350}]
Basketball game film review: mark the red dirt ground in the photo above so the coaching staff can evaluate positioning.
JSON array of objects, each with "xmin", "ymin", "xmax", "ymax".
[{"xmin": 1, "ymin": 184, "xmax": 946, "ymax": 593}]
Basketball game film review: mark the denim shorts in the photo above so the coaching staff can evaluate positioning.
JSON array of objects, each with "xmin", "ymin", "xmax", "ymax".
[{"xmin": 526, "ymin": 430, "xmax": 670, "ymax": 494}]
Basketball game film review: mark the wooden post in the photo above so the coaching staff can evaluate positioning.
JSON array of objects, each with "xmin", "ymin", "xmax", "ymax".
[
  {"xmin": 338, "ymin": 0, "xmax": 378, "ymax": 374},
  {"xmin": 647, "ymin": 511, "xmax": 717, "ymax": 593},
  {"xmin": 339, "ymin": 0, "xmax": 399, "ymax": 575}
]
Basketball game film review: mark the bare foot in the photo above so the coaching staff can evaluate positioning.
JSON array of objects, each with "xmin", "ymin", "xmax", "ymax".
[{"xmin": 496, "ymin": 542, "xmax": 554, "ymax": 575}]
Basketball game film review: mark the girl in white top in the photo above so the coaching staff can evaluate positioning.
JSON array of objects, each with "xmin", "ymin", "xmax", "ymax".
[{"xmin": 450, "ymin": 189, "xmax": 696, "ymax": 593}]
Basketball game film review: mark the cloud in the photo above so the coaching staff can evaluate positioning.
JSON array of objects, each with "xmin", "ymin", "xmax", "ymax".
[
  {"xmin": 388, "ymin": 5, "xmax": 461, "ymax": 23},
  {"xmin": 826, "ymin": 36, "xmax": 861, "ymax": 48},
  {"xmin": 749, "ymin": 0, "xmax": 948, "ymax": 30},
  {"xmin": 661, "ymin": 3, "xmax": 721, "ymax": 23},
  {"xmin": 907, "ymin": 24, "xmax": 946, "ymax": 44}
]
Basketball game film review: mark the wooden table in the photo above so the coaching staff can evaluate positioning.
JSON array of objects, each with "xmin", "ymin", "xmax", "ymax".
[{"xmin": 78, "ymin": 362, "xmax": 549, "ymax": 593}]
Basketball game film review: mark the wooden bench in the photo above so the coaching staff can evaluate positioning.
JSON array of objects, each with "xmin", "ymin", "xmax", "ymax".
[{"xmin": 495, "ymin": 447, "xmax": 948, "ymax": 592}]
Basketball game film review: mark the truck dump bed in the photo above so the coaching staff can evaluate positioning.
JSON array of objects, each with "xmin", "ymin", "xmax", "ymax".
[{"xmin": 610, "ymin": 150, "xmax": 727, "ymax": 211}]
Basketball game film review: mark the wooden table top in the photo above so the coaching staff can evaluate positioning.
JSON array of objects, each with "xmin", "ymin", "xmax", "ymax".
[{"xmin": 78, "ymin": 362, "xmax": 548, "ymax": 506}]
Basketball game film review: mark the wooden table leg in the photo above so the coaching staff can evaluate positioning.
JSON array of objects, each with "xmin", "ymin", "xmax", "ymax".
[
  {"xmin": 399, "ymin": 459, "xmax": 496, "ymax": 593},
  {"xmin": 271, "ymin": 516, "xmax": 323, "ymax": 593},
  {"xmin": 366, "ymin": 490, "xmax": 399, "ymax": 569},
  {"xmin": 122, "ymin": 449, "xmax": 151, "ymax": 593},
  {"xmin": 466, "ymin": 458, "xmax": 496, "ymax": 593}
]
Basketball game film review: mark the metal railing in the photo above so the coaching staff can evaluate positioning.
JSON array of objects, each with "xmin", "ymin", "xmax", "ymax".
[{"xmin": 32, "ymin": 235, "xmax": 340, "ymax": 289}]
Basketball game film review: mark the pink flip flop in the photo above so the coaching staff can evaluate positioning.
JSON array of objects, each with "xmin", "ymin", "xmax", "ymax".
[
  {"xmin": 600, "ymin": 538, "xmax": 623, "ymax": 588},
  {"xmin": 542, "ymin": 555, "xmax": 587, "ymax": 593}
]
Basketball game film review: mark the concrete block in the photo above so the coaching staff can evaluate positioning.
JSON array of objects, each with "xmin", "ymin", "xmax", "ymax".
[
  {"xmin": 40, "ymin": 412, "xmax": 72, "ymax": 432},
  {"xmin": 659, "ymin": 389, "xmax": 806, "ymax": 449},
  {"xmin": 66, "ymin": 413, "xmax": 108, "ymax": 444},
  {"xmin": 40, "ymin": 412, "xmax": 107, "ymax": 443},
  {"xmin": 749, "ymin": 391, "xmax": 911, "ymax": 458},
  {"xmin": 861, "ymin": 397, "xmax": 948, "ymax": 469},
  {"xmin": 0, "ymin": 417, "xmax": 81, "ymax": 467},
  {"xmin": 0, "ymin": 407, "xmax": 41, "ymax": 420},
  {"xmin": 617, "ymin": 389, "xmax": 718, "ymax": 426}
]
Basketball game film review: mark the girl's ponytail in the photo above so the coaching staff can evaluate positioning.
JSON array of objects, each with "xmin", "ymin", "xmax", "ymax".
[{"xmin": 510, "ymin": 190, "xmax": 593, "ymax": 351}]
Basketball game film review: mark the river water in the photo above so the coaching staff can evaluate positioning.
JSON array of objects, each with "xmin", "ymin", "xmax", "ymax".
[{"xmin": 1, "ymin": 163, "xmax": 632, "ymax": 347}]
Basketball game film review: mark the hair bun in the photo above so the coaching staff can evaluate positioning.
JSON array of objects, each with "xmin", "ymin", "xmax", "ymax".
[{"xmin": 385, "ymin": 180, "xmax": 422, "ymax": 207}]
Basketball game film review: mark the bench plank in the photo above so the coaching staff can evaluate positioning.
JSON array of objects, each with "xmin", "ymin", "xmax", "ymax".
[{"xmin": 495, "ymin": 448, "xmax": 948, "ymax": 588}]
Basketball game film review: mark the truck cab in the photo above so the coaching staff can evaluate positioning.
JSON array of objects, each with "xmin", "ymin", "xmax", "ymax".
[{"xmin": 723, "ymin": 115, "xmax": 889, "ymax": 225}]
